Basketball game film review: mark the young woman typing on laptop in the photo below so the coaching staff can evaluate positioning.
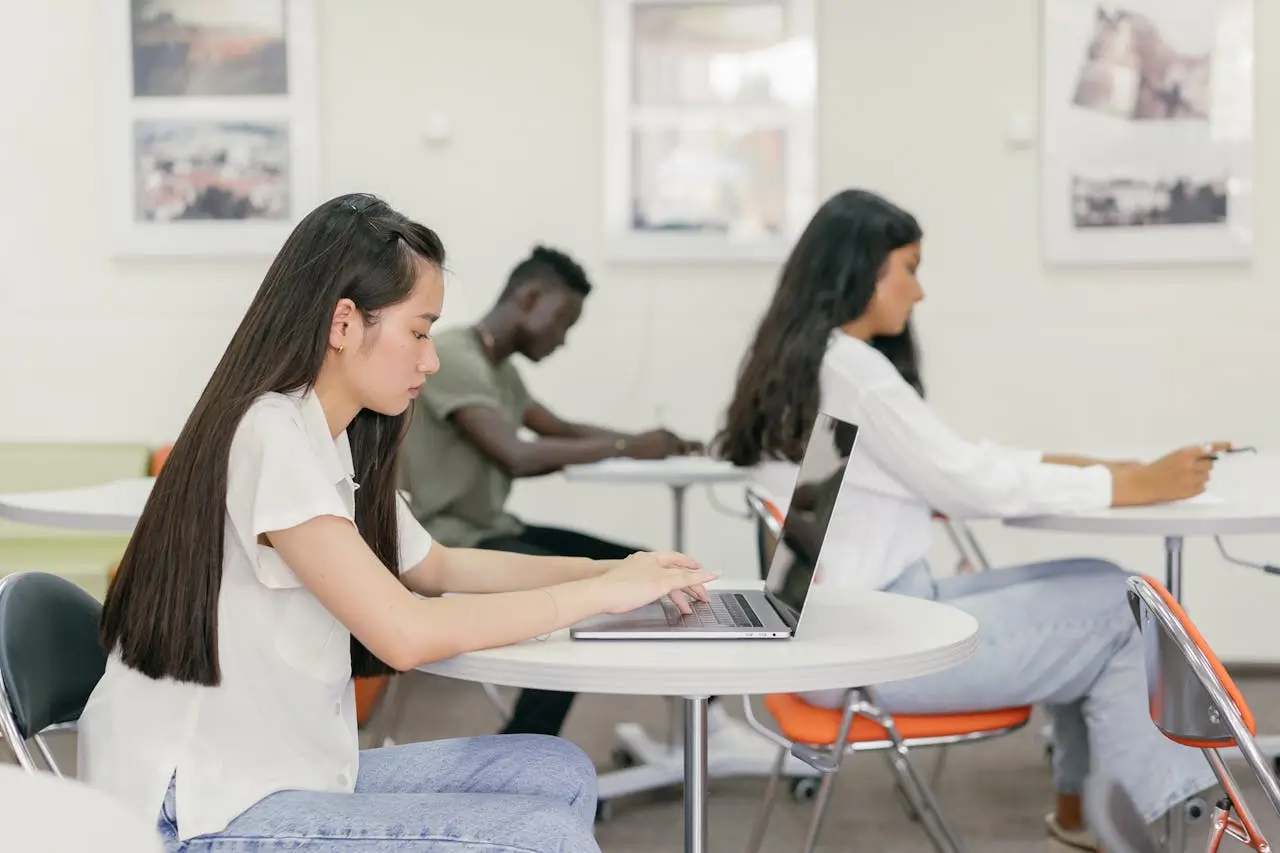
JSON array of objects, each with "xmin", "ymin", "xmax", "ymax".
[
  {"xmin": 714, "ymin": 188, "xmax": 1222, "ymax": 851},
  {"xmin": 78, "ymin": 194, "xmax": 714, "ymax": 852}
]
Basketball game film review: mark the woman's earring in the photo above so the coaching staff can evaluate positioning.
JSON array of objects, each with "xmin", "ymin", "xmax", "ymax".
[{"xmin": 337, "ymin": 343, "xmax": 345, "ymax": 354}]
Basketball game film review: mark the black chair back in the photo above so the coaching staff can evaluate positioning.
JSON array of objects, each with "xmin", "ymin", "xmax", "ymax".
[{"xmin": 0, "ymin": 572, "xmax": 106, "ymax": 770}]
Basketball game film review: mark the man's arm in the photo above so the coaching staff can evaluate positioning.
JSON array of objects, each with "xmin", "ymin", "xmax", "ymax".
[
  {"xmin": 525, "ymin": 401, "xmax": 705, "ymax": 454},
  {"xmin": 524, "ymin": 401, "xmax": 625, "ymax": 440},
  {"xmin": 452, "ymin": 405, "xmax": 623, "ymax": 478}
]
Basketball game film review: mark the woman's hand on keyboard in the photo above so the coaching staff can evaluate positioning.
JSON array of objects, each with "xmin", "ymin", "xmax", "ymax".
[{"xmin": 594, "ymin": 551, "xmax": 717, "ymax": 615}]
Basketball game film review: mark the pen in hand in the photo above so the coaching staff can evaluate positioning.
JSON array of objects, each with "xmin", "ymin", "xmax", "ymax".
[{"xmin": 1201, "ymin": 445, "xmax": 1256, "ymax": 461}]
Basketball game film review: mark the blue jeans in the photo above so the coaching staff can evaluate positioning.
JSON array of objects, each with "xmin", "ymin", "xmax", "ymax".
[
  {"xmin": 158, "ymin": 735, "xmax": 600, "ymax": 852},
  {"xmin": 800, "ymin": 558, "xmax": 1216, "ymax": 823}
]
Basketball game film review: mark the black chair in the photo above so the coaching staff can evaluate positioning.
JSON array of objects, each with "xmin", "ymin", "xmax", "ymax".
[{"xmin": 0, "ymin": 572, "xmax": 107, "ymax": 774}]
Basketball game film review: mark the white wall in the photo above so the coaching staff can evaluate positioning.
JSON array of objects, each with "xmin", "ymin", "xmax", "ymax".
[{"xmin": 4, "ymin": 0, "xmax": 1279, "ymax": 661}]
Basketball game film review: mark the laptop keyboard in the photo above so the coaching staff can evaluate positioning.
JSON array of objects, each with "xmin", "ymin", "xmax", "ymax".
[{"xmin": 670, "ymin": 593, "xmax": 763, "ymax": 628}]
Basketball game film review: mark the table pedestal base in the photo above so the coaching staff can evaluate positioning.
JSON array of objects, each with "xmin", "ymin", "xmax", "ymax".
[{"xmin": 597, "ymin": 719, "xmax": 821, "ymax": 804}]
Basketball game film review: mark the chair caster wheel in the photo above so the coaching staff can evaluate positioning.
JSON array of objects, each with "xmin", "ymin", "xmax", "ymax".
[
  {"xmin": 595, "ymin": 799, "xmax": 614, "ymax": 823},
  {"xmin": 610, "ymin": 746, "xmax": 636, "ymax": 768},
  {"xmin": 790, "ymin": 777, "xmax": 821, "ymax": 803}
]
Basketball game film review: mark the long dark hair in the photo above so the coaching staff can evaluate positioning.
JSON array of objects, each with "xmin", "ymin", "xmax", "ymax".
[
  {"xmin": 101, "ymin": 193, "xmax": 446, "ymax": 686},
  {"xmin": 715, "ymin": 189, "xmax": 923, "ymax": 466}
]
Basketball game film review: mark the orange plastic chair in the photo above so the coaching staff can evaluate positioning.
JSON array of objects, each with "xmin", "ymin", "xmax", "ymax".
[
  {"xmin": 355, "ymin": 674, "xmax": 393, "ymax": 730},
  {"xmin": 742, "ymin": 485, "xmax": 1032, "ymax": 853},
  {"xmin": 122, "ymin": 444, "xmax": 394, "ymax": 734},
  {"xmin": 148, "ymin": 444, "xmax": 173, "ymax": 476},
  {"xmin": 1126, "ymin": 576, "xmax": 1280, "ymax": 852}
]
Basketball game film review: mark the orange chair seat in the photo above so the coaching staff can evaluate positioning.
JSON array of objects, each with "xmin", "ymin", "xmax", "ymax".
[
  {"xmin": 764, "ymin": 692, "xmax": 1033, "ymax": 745},
  {"xmin": 355, "ymin": 676, "xmax": 390, "ymax": 727},
  {"xmin": 149, "ymin": 444, "xmax": 174, "ymax": 476}
]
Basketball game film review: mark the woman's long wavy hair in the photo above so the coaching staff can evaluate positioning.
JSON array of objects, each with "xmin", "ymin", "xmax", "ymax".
[
  {"xmin": 715, "ymin": 189, "xmax": 923, "ymax": 466},
  {"xmin": 100, "ymin": 193, "xmax": 446, "ymax": 685}
]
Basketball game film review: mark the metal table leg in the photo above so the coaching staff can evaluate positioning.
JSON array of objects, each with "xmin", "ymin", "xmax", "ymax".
[
  {"xmin": 1165, "ymin": 536, "xmax": 1184, "ymax": 602},
  {"xmin": 684, "ymin": 695, "xmax": 709, "ymax": 853},
  {"xmin": 672, "ymin": 483, "xmax": 687, "ymax": 552}
]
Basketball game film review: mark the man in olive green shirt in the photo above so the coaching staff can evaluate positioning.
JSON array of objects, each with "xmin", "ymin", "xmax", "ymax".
[{"xmin": 401, "ymin": 245, "xmax": 700, "ymax": 736}]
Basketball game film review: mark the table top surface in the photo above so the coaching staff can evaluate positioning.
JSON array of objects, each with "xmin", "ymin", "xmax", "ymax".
[
  {"xmin": 1004, "ymin": 453, "xmax": 1280, "ymax": 536},
  {"xmin": 0, "ymin": 765, "xmax": 163, "ymax": 852},
  {"xmin": 0, "ymin": 457, "xmax": 749, "ymax": 532},
  {"xmin": 419, "ymin": 587, "xmax": 978, "ymax": 696},
  {"xmin": 562, "ymin": 456, "xmax": 746, "ymax": 486},
  {"xmin": 0, "ymin": 476, "xmax": 154, "ymax": 532}
]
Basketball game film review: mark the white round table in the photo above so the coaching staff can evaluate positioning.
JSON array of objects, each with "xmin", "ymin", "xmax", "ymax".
[
  {"xmin": 0, "ymin": 764, "xmax": 164, "ymax": 852},
  {"xmin": 420, "ymin": 588, "xmax": 979, "ymax": 853},
  {"xmin": 0, "ymin": 478, "xmax": 153, "ymax": 533},
  {"xmin": 1004, "ymin": 453, "xmax": 1280, "ymax": 601},
  {"xmin": 562, "ymin": 457, "xmax": 745, "ymax": 552}
]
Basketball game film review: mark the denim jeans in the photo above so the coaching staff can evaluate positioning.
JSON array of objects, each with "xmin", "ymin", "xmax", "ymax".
[
  {"xmin": 157, "ymin": 735, "xmax": 600, "ymax": 852},
  {"xmin": 800, "ymin": 558, "xmax": 1216, "ymax": 823}
]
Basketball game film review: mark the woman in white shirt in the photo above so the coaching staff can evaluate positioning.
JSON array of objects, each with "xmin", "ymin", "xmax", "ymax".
[
  {"xmin": 714, "ymin": 189, "xmax": 1220, "ymax": 849},
  {"xmin": 78, "ymin": 193, "xmax": 715, "ymax": 852}
]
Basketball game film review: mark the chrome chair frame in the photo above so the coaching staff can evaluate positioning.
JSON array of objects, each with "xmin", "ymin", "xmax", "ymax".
[
  {"xmin": 739, "ymin": 486, "xmax": 1027, "ymax": 853},
  {"xmin": 1128, "ymin": 576, "xmax": 1280, "ymax": 852}
]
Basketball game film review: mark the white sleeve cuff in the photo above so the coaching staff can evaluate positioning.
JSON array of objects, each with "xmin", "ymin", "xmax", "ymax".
[{"xmin": 395, "ymin": 493, "xmax": 433, "ymax": 574}]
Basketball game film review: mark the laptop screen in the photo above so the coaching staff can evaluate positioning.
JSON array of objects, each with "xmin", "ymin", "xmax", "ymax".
[{"xmin": 761, "ymin": 412, "xmax": 857, "ymax": 620}]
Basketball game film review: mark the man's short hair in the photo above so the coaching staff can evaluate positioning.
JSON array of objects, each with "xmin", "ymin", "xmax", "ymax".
[{"xmin": 498, "ymin": 246, "xmax": 592, "ymax": 301}]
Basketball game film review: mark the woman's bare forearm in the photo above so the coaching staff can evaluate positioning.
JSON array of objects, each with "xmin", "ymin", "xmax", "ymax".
[{"xmin": 428, "ymin": 546, "xmax": 614, "ymax": 595}]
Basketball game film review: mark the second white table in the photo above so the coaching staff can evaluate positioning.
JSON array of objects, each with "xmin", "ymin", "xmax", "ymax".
[{"xmin": 562, "ymin": 456, "xmax": 746, "ymax": 552}]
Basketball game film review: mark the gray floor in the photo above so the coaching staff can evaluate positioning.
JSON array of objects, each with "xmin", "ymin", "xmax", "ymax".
[{"xmin": 13, "ymin": 672, "xmax": 1280, "ymax": 851}]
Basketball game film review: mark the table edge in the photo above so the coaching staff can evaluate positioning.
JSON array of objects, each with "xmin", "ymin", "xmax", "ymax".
[{"xmin": 418, "ymin": 631, "xmax": 978, "ymax": 696}]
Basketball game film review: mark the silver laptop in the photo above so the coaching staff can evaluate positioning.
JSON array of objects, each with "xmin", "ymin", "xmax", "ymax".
[{"xmin": 570, "ymin": 412, "xmax": 856, "ymax": 640}]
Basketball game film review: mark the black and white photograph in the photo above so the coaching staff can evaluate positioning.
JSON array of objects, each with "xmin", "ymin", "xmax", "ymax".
[
  {"xmin": 131, "ymin": 0, "xmax": 288, "ymax": 97},
  {"xmin": 1071, "ymin": 5, "xmax": 1211, "ymax": 121},
  {"xmin": 134, "ymin": 120, "xmax": 290, "ymax": 222},
  {"xmin": 1041, "ymin": 0, "xmax": 1253, "ymax": 263},
  {"xmin": 1071, "ymin": 174, "xmax": 1228, "ymax": 228}
]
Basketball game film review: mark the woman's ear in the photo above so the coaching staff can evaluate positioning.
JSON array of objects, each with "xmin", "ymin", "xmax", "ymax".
[{"xmin": 329, "ymin": 299, "xmax": 357, "ymax": 351}]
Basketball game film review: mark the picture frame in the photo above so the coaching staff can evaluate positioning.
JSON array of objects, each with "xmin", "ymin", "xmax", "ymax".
[
  {"xmin": 1040, "ymin": 0, "xmax": 1254, "ymax": 265},
  {"xmin": 601, "ymin": 0, "xmax": 817, "ymax": 263},
  {"xmin": 101, "ymin": 0, "xmax": 319, "ymax": 258}
]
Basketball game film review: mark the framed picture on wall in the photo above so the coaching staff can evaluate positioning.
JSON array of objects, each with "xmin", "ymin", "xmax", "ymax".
[
  {"xmin": 1041, "ymin": 0, "xmax": 1254, "ymax": 265},
  {"xmin": 601, "ymin": 0, "xmax": 817, "ymax": 262},
  {"xmin": 101, "ymin": 0, "xmax": 319, "ymax": 257}
]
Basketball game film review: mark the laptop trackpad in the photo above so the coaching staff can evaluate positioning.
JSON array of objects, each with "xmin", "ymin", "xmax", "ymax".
[{"xmin": 577, "ymin": 602, "xmax": 670, "ymax": 630}]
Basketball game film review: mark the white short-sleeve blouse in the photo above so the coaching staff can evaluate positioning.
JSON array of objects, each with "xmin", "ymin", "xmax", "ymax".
[{"xmin": 78, "ymin": 389, "xmax": 433, "ymax": 840}]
